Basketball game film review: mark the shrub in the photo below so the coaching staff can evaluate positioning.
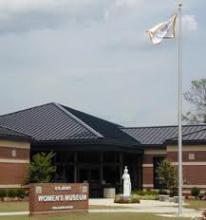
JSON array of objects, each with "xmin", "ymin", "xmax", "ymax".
[
  {"xmin": 130, "ymin": 195, "xmax": 140, "ymax": 203},
  {"xmin": 156, "ymin": 159, "xmax": 177, "ymax": 196},
  {"xmin": 131, "ymin": 189, "xmax": 159, "ymax": 200},
  {"xmin": 16, "ymin": 188, "xmax": 26, "ymax": 199},
  {"xmin": 191, "ymin": 187, "xmax": 200, "ymax": 197},
  {"xmin": 114, "ymin": 194, "xmax": 140, "ymax": 203},
  {"xmin": 0, "ymin": 189, "xmax": 7, "ymax": 199},
  {"xmin": 199, "ymin": 193, "xmax": 205, "ymax": 200},
  {"xmin": 159, "ymin": 189, "xmax": 168, "ymax": 195},
  {"xmin": 0, "ymin": 188, "xmax": 27, "ymax": 200},
  {"xmin": 132, "ymin": 190, "xmax": 146, "ymax": 196},
  {"xmin": 133, "ymin": 194, "xmax": 159, "ymax": 200},
  {"xmin": 7, "ymin": 189, "xmax": 16, "ymax": 198},
  {"xmin": 201, "ymin": 209, "xmax": 206, "ymax": 219},
  {"xmin": 145, "ymin": 189, "xmax": 159, "ymax": 196},
  {"xmin": 27, "ymin": 151, "xmax": 56, "ymax": 183},
  {"xmin": 132, "ymin": 189, "xmax": 159, "ymax": 196}
]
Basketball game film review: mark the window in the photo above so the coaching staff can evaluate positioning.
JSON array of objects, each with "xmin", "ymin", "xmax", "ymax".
[
  {"xmin": 11, "ymin": 149, "xmax": 16, "ymax": 158},
  {"xmin": 188, "ymin": 153, "xmax": 195, "ymax": 160},
  {"xmin": 153, "ymin": 157, "xmax": 164, "ymax": 189}
]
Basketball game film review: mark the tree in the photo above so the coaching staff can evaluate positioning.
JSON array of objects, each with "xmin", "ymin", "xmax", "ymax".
[
  {"xmin": 27, "ymin": 152, "xmax": 56, "ymax": 183},
  {"xmin": 156, "ymin": 159, "xmax": 177, "ymax": 196},
  {"xmin": 183, "ymin": 78, "xmax": 206, "ymax": 124}
]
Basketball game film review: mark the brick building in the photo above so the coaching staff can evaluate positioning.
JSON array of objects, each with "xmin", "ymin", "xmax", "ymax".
[
  {"xmin": 123, "ymin": 126, "xmax": 206, "ymax": 194},
  {"xmin": 0, "ymin": 126, "xmax": 31, "ymax": 189},
  {"xmin": 0, "ymin": 103, "xmax": 205, "ymax": 196}
]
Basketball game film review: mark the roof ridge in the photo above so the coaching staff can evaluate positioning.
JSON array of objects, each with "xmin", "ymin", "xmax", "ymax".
[
  {"xmin": 0, "ymin": 102, "xmax": 54, "ymax": 118},
  {"xmin": 182, "ymin": 127, "xmax": 206, "ymax": 137},
  {"xmin": 123, "ymin": 125, "xmax": 177, "ymax": 129},
  {"xmin": 123, "ymin": 124, "xmax": 206, "ymax": 129},
  {"xmin": 168, "ymin": 127, "xmax": 206, "ymax": 140},
  {"xmin": 0, "ymin": 125, "xmax": 32, "ymax": 139},
  {"xmin": 61, "ymin": 104, "xmax": 121, "ymax": 127},
  {"xmin": 53, "ymin": 103, "xmax": 103, "ymax": 138}
]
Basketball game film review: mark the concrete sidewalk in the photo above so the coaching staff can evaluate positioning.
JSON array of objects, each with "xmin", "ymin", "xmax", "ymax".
[
  {"xmin": 0, "ymin": 211, "xmax": 29, "ymax": 216},
  {"xmin": 89, "ymin": 199, "xmax": 201, "ymax": 218}
]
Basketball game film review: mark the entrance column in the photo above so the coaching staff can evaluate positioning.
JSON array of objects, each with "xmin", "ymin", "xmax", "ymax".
[
  {"xmin": 119, "ymin": 153, "xmax": 123, "ymax": 183},
  {"xmin": 100, "ymin": 152, "xmax": 103, "ymax": 185},
  {"xmin": 74, "ymin": 152, "xmax": 78, "ymax": 183}
]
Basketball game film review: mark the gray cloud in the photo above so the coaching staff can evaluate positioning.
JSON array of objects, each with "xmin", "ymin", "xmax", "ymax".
[
  {"xmin": 0, "ymin": 0, "xmax": 111, "ymax": 33},
  {"xmin": 0, "ymin": 0, "xmax": 204, "ymax": 126}
]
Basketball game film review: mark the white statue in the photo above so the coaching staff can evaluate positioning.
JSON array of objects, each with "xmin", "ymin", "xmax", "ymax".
[{"xmin": 122, "ymin": 166, "xmax": 131, "ymax": 197}]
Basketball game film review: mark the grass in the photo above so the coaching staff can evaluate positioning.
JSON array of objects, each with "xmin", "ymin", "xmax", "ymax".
[
  {"xmin": 0, "ymin": 202, "xmax": 129, "ymax": 212},
  {"xmin": 185, "ymin": 200, "xmax": 206, "ymax": 210},
  {"xmin": 0, "ymin": 201, "xmax": 193, "ymax": 220},
  {"xmin": 0, "ymin": 200, "xmax": 201, "ymax": 220},
  {"xmin": 0, "ymin": 213, "xmax": 191, "ymax": 220},
  {"xmin": 0, "ymin": 201, "xmax": 28, "ymax": 212}
]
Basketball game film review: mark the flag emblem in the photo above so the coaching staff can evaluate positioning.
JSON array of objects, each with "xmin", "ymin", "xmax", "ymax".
[{"xmin": 147, "ymin": 14, "xmax": 177, "ymax": 44}]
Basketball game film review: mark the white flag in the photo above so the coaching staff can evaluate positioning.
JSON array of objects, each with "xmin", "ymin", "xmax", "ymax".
[{"xmin": 147, "ymin": 14, "xmax": 177, "ymax": 45}]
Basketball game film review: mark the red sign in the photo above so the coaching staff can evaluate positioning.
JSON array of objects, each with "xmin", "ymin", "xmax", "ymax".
[{"xmin": 29, "ymin": 183, "xmax": 89, "ymax": 215}]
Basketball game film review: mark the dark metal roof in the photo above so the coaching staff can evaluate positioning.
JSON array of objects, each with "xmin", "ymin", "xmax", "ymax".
[
  {"xmin": 0, "ymin": 125, "xmax": 31, "ymax": 141},
  {"xmin": 61, "ymin": 105, "xmax": 138, "ymax": 144},
  {"xmin": 122, "ymin": 125, "xmax": 206, "ymax": 145},
  {"xmin": 0, "ymin": 103, "xmax": 137, "ymax": 145},
  {"xmin": 168, "ymin": 127, "xmax": 206, "ymax": 142},
  {"xmin": 0, "ymin": 103, "xmax": 99, "ymax": 141}
]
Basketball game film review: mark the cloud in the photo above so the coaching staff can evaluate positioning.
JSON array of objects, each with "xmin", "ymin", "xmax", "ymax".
[
  {"xmin": 0, "ymin": 0, "xmax": 96, "ymax": 11},
  {"xmin": 113, "ymin": 0, "xmax": 143, "ymax": 8},
  {"xmin": 104, "ymin": 0, "xmax": 143, "ymax": 20},
  {"xmin": 182, "ymin": 15, "xmax": 198, "ymax": 31},
  {"xmin": 0, "ymin": 0, "xmax": 204, "ymax": 127},
  {"xmin": 0, "ymin": 0, "xmax": 108, "ymax": 34}
]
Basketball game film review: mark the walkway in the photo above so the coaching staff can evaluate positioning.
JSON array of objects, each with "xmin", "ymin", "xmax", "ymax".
[{"xmin": 89, "ymin": 199, "xmax": 201, "ymax": 218}]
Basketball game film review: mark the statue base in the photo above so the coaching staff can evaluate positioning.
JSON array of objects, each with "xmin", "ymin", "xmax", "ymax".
[
  {"xmin": 120, "ymin": 195, "xmax": 131, "ymax": 202},
  {"xmin": 114, "ymin": 194, "xmax": 140, "ymax": 204}
]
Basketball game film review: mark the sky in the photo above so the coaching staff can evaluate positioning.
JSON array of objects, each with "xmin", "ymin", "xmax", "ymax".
[{"xmin": 0, "ymin": 0, "xmax": 205, "ymax": 127}]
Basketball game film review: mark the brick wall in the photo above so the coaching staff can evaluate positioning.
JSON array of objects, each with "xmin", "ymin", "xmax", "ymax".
[
  {"xmin": 183, "ymin": 165, "xmax": 206, "ymax": 185},
  {"xmin": 167, "ymin": 151, "xmax": 206, "ymax": 162},
  {"xmin": 167, "ymin": 145, "xmax": 206, "ymax": 193},
  {"xmin": 142, "ymin": 149, "xmax": 166, "ymax": 189},
  {"xmin": 0, "ymin": 163, "xmax": 29, "ymax": 185},
  {"xmin": 143, "ymin": 166, "xmax": 153, "ymax": 188},
  {"xmin": 0, "ymin": 147, "xmax": 29, "ymax": 159},
  {"xmin": 0, "ymin": 139, "xmax": 30, "ymax": 188}
]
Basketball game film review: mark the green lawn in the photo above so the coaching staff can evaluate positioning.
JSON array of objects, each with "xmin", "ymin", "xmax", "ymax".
[
  {"xmin": 1, "ymin": 200, "xmax": 205, "ymax": 212},
  {"xmin": 0, "ymin": 203, "xmax": 129, "ymax": 212},
  {"xmin": 185, "ymin": 200, "xmax": 206, "ymax": 210},
  {"xmin": 0, "ymin": 213, "xmax": 191, "ymax": 220},
  {"xmin": 0, "ymin": 202, "xmax": 28, "ymax": 212},
  {"xmin": 0, "ymin": 201, "xmax": 202, "ymax": 220}
]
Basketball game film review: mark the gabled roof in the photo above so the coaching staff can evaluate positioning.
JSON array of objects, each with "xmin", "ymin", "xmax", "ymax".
[
  {"xmin": 0, "ymin": 125, "xmax": 31, "ymax": 141},
  {"xmin": 122, "ymin": 125, "xmax": 206, "ymax": 145},
  {"xmin": 0, "ymin": 103, "xmax": 137, "ymax": 145}
]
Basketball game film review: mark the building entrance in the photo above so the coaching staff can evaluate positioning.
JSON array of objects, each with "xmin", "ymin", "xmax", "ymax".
[
  {"xmin": 34, "ymin": 150, "xmax": 143, "ymax": 198},
  {"xmin": 79, "ymin": 165, "xmax": 101, "ymax": 197}
]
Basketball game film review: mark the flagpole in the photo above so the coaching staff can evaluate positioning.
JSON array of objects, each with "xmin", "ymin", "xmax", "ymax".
[{"xmin": 177, "ymin": 2, "xmax": 183, "ymax": 216}]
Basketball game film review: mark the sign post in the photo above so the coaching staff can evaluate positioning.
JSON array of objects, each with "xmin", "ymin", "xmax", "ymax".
[{"xmin": 29, "ymin": 183, "xmax": 89, "ymax": 215}]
